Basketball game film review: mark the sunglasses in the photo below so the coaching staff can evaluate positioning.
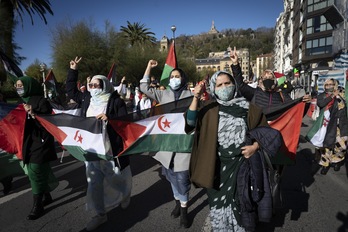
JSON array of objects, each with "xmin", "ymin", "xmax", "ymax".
[{"xmin": 88, "ymin": 83, "xmax": 100, "ymax": 88}]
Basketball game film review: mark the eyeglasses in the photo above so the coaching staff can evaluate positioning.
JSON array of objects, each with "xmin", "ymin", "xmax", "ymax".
[
  {"xmin": 325, "ymin": 83, "xmax": 334, "ymax": 86},
  {"xmin": 88, "ymin": 83, "xmax": 100, "ymax": 88}
]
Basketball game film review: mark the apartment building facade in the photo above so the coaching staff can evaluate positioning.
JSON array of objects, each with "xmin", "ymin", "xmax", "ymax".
[{"xmin": 275, "ymin": 0, "xmax": 347, "ymax": 90}]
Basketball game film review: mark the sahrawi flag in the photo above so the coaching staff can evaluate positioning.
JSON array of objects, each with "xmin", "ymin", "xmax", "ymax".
[
  {"xmin": 36, "ymin": 114, "xmax": 113, "ymax": 161},
  {"xmin": 265, "ymin": 98, "xmax": 306, "ymax": 164},
  {"xmin": 274, "ymin": 72, "xmax": 286, "ymax": 86},
  {"xmin": 0, "ymin": 103, "xmax": 26, "ymax": 160},
  {"xmin": 109, "ymin": 97, "xmax": 193, "ymax": 156},
  {"xmin": 160, "ymin": 40, "xmax": 177, "ymax": 87},
  {"xmin": 49, "ymin": 101, "xmax": 81, "ymax": 116},
  {"xmin": 107, "ymin": 63, "xmax": 116, "ymax": 83},
  {"xmin": 305, "ymin": 107, "xmax": 329, "ymax": 147},
  {"xmin": 44, "ymin": 69, "xmax": 58, "ymax": 98}
]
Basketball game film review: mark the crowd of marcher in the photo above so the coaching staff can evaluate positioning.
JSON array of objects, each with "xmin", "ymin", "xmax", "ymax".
[{"xmin": 0, "ymin": 47, "xmax": 347, "ymax": 231}]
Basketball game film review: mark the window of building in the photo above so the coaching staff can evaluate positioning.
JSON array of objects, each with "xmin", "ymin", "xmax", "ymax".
[
  {"xmin": 306, "ymin": 15, "xmax": 332, "ymax": 34},
  {"xmin": 307, "ymin": 0, "xmax": 334, "ymax": 13},
  {"xmin": 305, "ymin": 36, "xmax": 332, "ymax": 56}
]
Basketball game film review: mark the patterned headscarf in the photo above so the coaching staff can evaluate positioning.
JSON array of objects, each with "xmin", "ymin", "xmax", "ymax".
[
  {"xmin": 17, "ymin": 76, "xmax": 43, "ymax": 103},
  {"xmin": 209, "ymin": 71, "xmax": 245, "ymax": 106}
]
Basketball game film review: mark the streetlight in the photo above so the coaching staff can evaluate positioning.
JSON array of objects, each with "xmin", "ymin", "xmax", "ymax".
[
  {"xmin": 171, "ymin": 25, "xmax": 176, "ymax": 40},
  {"xmin": 248, "ymin": 32, "xmax": 255, "ymax": 82},
  {"xmin": 40, "ymin": 63, "xmax": 47, "ymax": 98},
  {"xmin": 224, "ymin": 62, "xmax": 230, "ymax": 72}
]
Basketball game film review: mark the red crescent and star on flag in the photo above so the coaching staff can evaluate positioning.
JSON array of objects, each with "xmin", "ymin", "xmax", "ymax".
[
  {"xmin": 73, "ymin": 130, "xmax": 83, "ymax": 143},
  {"xmin": 157, "ymin": 116, "xmax": 171, "ymax": 132}
]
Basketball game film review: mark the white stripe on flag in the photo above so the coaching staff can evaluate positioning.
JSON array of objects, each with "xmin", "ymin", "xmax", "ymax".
[
  {"xmin": 59, "ymin": 126, "xmax": 108, "ymax": 155},
  {"xmin": 53, "ymin": 109, "xmax": 81, "ymax": 116},
  {"xmin": 135, "ymin": 113, "xmax": 186, "ymax": 136}
]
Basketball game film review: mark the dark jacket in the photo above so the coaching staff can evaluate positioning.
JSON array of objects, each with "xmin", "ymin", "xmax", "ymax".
[
  {"xmin": 316, "ymin": 92, "xmax": 348, "ymax": 147},
  {"xmin": 66, "ymin": 69, "xmax": 129, "ymax": 169},
  {"xmin": 237, "ymin": 126, "xmax": 283, "ymax": 231},
  {"xmin": 106, "ymin": 91, "xmax": 129, "ymax": 168},
  {"xmin": 22, "ymin": 96, "xmax": 57, "ymax": 164},
  {"xmin": 231, "ymin": 64, "xmax": 293, "ymax": 114},
  {"xmin": 66, "ymin": 69, "xmax": 90, "ymax": 117}
]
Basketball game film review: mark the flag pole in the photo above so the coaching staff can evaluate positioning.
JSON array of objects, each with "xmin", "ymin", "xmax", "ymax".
[{"xmin": 40, "ymin": 63, "xmax": 47, "ymax": 98}]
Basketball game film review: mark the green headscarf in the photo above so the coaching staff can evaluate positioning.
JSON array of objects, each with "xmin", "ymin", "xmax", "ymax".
[{"xmin": 17, "ymin": 76, "xmax": 43, "ymax": 103}]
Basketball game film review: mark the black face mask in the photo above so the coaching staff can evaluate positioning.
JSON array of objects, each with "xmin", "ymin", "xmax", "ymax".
[
  {"xmin": 263, "ymin": 79, "xmax": 275, "ymax": 91},
  {"xmin": 325, "ymin": 87, "xmax": 334, "ymax": 93}
]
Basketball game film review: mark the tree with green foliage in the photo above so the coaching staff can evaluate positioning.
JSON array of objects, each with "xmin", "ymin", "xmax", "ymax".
[
  {"xmin": 0, "ymin": 0, "xmax": 53, "ymax": 85},
  {"xmin": 0, "ymin": 0, "xmax": 53, "ymax": 62},
  {"xmin": 49, "ymin": 19, "xmax": 163, "ymax": 87},
  {"xmin": 120, "ymin": 21, "xmax": 157, "ymax": 47}
]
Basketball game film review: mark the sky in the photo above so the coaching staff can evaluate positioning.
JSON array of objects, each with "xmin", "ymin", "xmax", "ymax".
[{"xmin": 14, "ymin": 0, "xmax": 284, "ymax": 70}]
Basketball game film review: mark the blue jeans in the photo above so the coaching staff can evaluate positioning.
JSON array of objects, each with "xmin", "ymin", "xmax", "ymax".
[{"xmin": 162, "ymin": 166, "xmax": 190, "ymax": 203}]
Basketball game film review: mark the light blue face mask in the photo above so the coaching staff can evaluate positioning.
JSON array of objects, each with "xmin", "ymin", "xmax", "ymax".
[
  {"xmin": 90, "ymin": 88, "xmax": 102, "ymax": 97},
  {"xmin": 214, "ymin": 85, "xmax": 236, "ymax": 101},
  {"xmin": 169, "ymin": 78, "xmax": 181, "ymax": 90}
]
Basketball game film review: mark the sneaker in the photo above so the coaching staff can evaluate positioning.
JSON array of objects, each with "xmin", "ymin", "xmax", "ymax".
[
  {"xmin": 86, "ymin": 214, "xmax": 107, "ymax": 231},
  {"xmin": 120, "ymin": 195, "xmax": 131, "ymax": 209}
]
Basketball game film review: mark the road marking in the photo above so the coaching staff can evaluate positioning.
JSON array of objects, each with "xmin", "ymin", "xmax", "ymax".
[{"xmin": 0, "ymin": 188, "xmax": 32, "ymax": 204}]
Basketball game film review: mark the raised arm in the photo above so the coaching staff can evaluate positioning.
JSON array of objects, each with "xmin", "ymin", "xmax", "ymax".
[
  {"xmin": 139, "ymin": 60, "xmax": 160, "ymax": 101},
  {"xmin": 229, "ymin": 47, "xmax": 255, "ymax": 101},
  {"xmin": 66, "ymin": 56, "xmax": 84, "ymax": 104},
  {"xmin": 114, "ymin": 76, "xmax": 126, "ymax": 94},
  {"xmin": 317, "ymin": 92, "xmax": 336, "ymax": 109}
]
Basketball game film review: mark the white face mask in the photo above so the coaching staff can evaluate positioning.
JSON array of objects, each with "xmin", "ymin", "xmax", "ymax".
[
  {"xmin": 16, "ymin": 88, "xmax": 24, "ymax": 96},
  {"xmin": 169, "ymin": 78, "xmax": 181, "ymax": 90},
  {"xmin": 90, "ymin": 88, "xmax": 102, "ymax": 97},
  {"xmin": 48, "ymin": 93, "xmax": 53, "ymax": 98}
]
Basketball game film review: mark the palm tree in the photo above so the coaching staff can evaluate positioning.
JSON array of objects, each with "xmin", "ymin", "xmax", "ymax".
[
  {"xmin": 0, "ymin": 0, "xmax": 53, "ymax": 62},
  {"xmin": 187, "ymin": 44, "xmax": 204, "ymax": 59},
  {"xmin": 120, "ymin": 21, "xmax": 157, "ymax": 46}
]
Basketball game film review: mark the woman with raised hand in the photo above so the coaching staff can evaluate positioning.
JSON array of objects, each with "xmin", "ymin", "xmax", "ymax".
[
  {"xmin": 139, "ymin": 60, "xmax": 193, "ymax": 228},
  {"xmin": 66, "ymin": 57, "xmax": 132, "ymax": 231}
]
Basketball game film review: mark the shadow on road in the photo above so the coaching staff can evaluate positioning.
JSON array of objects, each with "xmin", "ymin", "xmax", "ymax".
[
  {"xmin": 336, "ymin": 211, "xmax": 348, "ymax": 232},
  {"xmin": 256, "ymin": 147, "xmax": 318, "ymax": 231}
]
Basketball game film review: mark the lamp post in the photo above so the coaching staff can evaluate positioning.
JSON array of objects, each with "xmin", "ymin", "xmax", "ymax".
[
  {"xmin": 248, "ymin": 32, "xmax": 255, "ymax": 82},
  {"xmin": 40, "ymin": 63, "xmax": 47, "ymax": 98},
  {"xmin": 171, "ymin": 25, "xmax": 176, "ymax": 41},
  {"xmin": 224, "ymin": 62, "xmax": 230, "ymax": 72}
]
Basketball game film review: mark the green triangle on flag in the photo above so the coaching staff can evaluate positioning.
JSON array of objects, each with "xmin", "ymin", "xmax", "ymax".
[
  {"xmin": 160, "ymin": 41, "xmax": 177, "ymax": 87},
  {"xmin": 273, "ymin": 72, "xmax": 286, "ymax": 86}
]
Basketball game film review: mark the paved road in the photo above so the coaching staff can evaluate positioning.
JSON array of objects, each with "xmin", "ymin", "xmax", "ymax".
[{"xmin": 0, "ymin": 116, "xmax": 348, "ymax": 232}]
